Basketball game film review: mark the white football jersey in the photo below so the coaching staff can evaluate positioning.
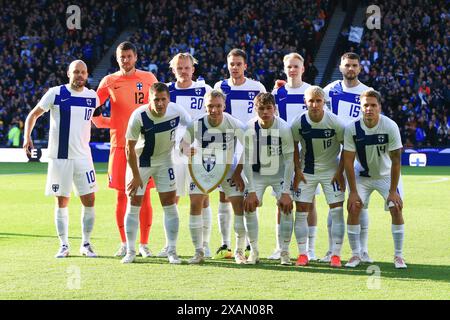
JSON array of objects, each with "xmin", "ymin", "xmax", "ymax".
[
  {"xmin": 167, "ymin": 80, "xmax": 212, "ymax": 145},
  {"xmin": 323, "ymin": 80, "xmax": 371, "ymax": 123},
  {"xmin": 214, "ymin": 77, "xmax": 266, "ymax": 123},
  {"xmin": 184, "ymin": 112, "xmax": 245, "ymax": 152},
  {"xmin": 126, "ymin": 102, "xmax": 192, "ymax": 167},
  {"xmin": 245, "ymin": 116, "xmax": 294, "ymax": 176},
  {"xmin": 37, "ymin": 84, "xmax": 99, "ymax": 159},
  {"xmin": 291, "ymin": 110, "xmax": 345, "ymax": 174},
  {"xmin": 272, "ymin": 82, "xmax": 311, "ymax": 124},
  {"xmin": 344, "ymin": 115, "xmax": 403, "ymax": 179}
]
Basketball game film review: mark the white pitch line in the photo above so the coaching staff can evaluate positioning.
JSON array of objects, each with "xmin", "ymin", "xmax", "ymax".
[{"xmin": 422, "ymin": 177, "xmax": 450, "ymax": 184}]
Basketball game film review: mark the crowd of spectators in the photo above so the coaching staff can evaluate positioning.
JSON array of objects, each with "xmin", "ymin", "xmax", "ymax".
[
  {"xmin": 0, "ymin": 0, "xmax": 131, "ymax": 147},
  {"xmin": 353, "ymin": 0, "xmax": 450, "ymax": 147}
]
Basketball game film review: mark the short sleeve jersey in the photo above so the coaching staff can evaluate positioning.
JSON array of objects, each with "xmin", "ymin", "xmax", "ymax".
[
  {"xmin": 214, "ymin": 78, "xmax": 266, "ymax": 123},
  {"xmin": 272, "ymin": 82, "xmax": 311, "ymax": 124},
  {"xmin": 291, "ymin": 110, "xmax": 345, "ymax": 175},
  {"xmin": 38, "ymin": 84, "xmax": 99, "ymax": 159},
  {"xmin": 344, "ymin": 115, "xmax": 403, "ymax": 179},
  {"xmin": 126, "ymin": 102, "xmax": 192, "ymax": 167}
]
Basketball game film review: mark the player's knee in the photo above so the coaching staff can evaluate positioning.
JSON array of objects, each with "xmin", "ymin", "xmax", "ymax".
[
  {"xmin": 296, "ymin": 201, "xmax": 310, "ymax": 212},
  {"xmin": 56, "ymin": 196, "xmax": 70, "ymax": 208},
  {"xmin": 329, "ymin": 201, "xmax": 343, "ymax": 209},
  {"xmin": 130, "ymin": 196, "xmax": 143, "ymax": 207},
  {"xmin": 80, "ymin": 193, "xmax": 95, "ymax": 207}
]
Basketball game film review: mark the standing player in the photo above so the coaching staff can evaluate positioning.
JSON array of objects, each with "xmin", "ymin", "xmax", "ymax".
[
  {"xmin": 321, "ymin": 52, "xmax": 373, "ymax": 263},
  {"xmin": 213, "ymin": 48, "xmax": 266, "ymax": 259},
  {"xmin": 243, "ymin": 93, "xmax": 295, "ymax": 265},
  {"xmin": 92, "ymin": 42, "xmax": 158, "ymax": 258},
  {"xmin": 156, "ymin": 53, "xmax": 213, "ymax": 258},
  {"xmin": 291, "ymin": 86, "xmax": 346, "ymax": 267},
  {"xmin": 343, "ymin": 89, "xmax": 406, "ymax": 269},
  {"xmin": 181, "ymin": 90, "xmax": 246, "ymax": 264},
  {"xmin": 23, "ymin": 60, "xmax": 99, "ymax": 258},
  {"xmin": 121, "ymin": 83, "xmax": 191, "ymax": 264},
  {"xmin": 269, "ymin": 52, "xmax": 320, "ymax": 261}
]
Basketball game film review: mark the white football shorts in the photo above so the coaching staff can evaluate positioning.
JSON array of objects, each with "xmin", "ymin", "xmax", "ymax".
[{"xmin": 126, "ymin": 161, "xmax": 177, "ymax": 196}]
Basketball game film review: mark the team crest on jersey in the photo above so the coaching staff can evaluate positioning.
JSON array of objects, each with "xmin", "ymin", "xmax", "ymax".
[
  {"xmin": 195, "ymin": 88, "xmax": 202, "ymax": 96},
  {"xmin": 355, "ymin": 96, "xmax": 360, "ymax": 104},
  {"xmin": 136, "ymin": 82, "xmax": 143, "ymax": 91},
  {"xmin": 378, "ymin": 135, "xmax": 385, "ymax": 143},
  {"xmin": 248, "ymin": 91, "xmax": 256, "ymax": 100},
  {"xmin": 324, "ymin": 130, "xmax": 333, "ymax": 138},
  {"xmin": 203, "ymin": 154, "xmax": 216, "ymax": 172},
  {"xmin": 170, "ymin": 119, "xmax": 177, "ymax": 127},
  {"xmin": 86, "ymin": 98, "xmax": 92, "ymax": 106},
  {"xmin": 52, "ymin": 184, "xmax": 59, "ymax": 192}
]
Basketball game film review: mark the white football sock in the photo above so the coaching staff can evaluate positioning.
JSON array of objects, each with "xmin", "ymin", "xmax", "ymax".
[
  {"xmin": 360, "ymin": 208, "xmax": 369, "ymax": 253},
  {"xmin": 244, "ymin": 211, "xmax": 258, "ymax": 252},
  {"xmin": 81, "ymin": 206, "xmax": 95, "ymax": 245},
  {"xmin": 163, "ymin": 204, "xmax": 179, "ymax": 249},
  {"xmin": 307, "ymin": 226, "xmax": 317, "ymax": 253},
  {"xmin": 218, "ymin": 202, "xmax": 232, "ymax": 247},
  {"xmin": 330, "ymin": 207, "xmax": 345, "ymax": 256},
  {"xmin": 294, "ymin": 212, "xmax": 308, "ymax": 255},
  {"xmin": 347, "ymin": 224, "xmax": 361, "ymax": 257},
  {"xmin": 275, "ymin": 215, "xmax": 281, "ymax": 250},
  {"xmin": 392, "ymin": 224, "xmax": 405, "ymax": 258},
  {"xmin": 189, "ymin": 214, "xmax": 203, "ymax": 250},
  {"xmin": 279, "ymin": 212, "xmax": 293, "ymax": 252},
  {"xmin": 202, "ymin": 206, "xmax": 212, "ymax": 246},
  {"xmin": 55, "ymin": 207, "xmax": 69, "ymax": 246},
  {"xmin": 234, "ymin": 215, "xmax": 246, "ymax": 252},
  {"xmin": 125, "ymin": 205, "xmax": 140, "ymax": 253},
  {"xmin": 327, "ymin": 211, "xmax": 333, "ymax": 252}
]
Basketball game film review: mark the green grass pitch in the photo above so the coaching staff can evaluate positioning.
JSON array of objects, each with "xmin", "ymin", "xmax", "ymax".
[{"xmin": 0, "ymin": 162, "xmax": 449, "ymax": 300}]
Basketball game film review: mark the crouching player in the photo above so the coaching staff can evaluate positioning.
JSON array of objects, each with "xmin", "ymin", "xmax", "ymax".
[
  {"xmin": 291, "ymin": 86, "xmax": 346, "ymax": 267},
  {"xmin": 343, "ymin": 89, "xmax": 406, "ymax": 269},
  {"xmin": 23, "ymin": 60, "xmax": 99, "ymax": 258},
  {"xmin": 121, "ymin": 83, "xmax": 191, "ymax": 264},
  {"xmin": 181, "ymin": 89, "xmax": 246, "ymax": 264},
  {"xmin": 243, "ymin": 93, "xmax": 295, "ymax": 265}
]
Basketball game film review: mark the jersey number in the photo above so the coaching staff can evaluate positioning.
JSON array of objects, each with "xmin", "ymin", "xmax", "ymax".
[
  {"xmin": 376, "ymin": 145, "xmax": 386, "ymax": 156},
  {"xmin": 323, "ymin": 139, "xmax": 332, "ymax": 149},
  {"xmin": 190, "ymin": 97, "xmax": 204, "ymax": 110},
  {"xmin": 84, "ymin": 108, "xmax": 93, "ymax": 121},
  {"xmin": 135, "ymin": 92, "xmax": 144, "ymax": 105},
  {"xmin": 168, "ymin": 168, "xmax": 175, "ymax": 180},
  {"xmin": 86, "ymin": 170, "xmax": 96, "ymax": 184},
  {"xmin": 349, "ymin": 104, "xmax": 360, "ymax": 118},
  {"xmin": 248, "ymin": 101, "xmax": 254, "ymax": 113}
]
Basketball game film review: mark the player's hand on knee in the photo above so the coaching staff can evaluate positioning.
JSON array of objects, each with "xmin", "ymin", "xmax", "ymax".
[
  {"xmin": 127, "ymin": 176, "xmax": 143, "ymax": 197},
  {"xmin": 347, "ymin": 191, "xmax": 362, "ymax": 214},
  {"xmin": 278, "ymin": 193, "xmax": 293, "ymax": 214},
  {"xmin": 387, "ymin": 190, "xmax": 403, "ymax": 211},
  {"xmin": 244, "ymin": 192, "xmax": 259, "ymax": 212}
]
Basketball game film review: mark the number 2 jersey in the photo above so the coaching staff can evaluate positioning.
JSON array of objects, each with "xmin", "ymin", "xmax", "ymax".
[
  {"xmin": 344, "ymin": 115, "xmax": 402, "ymax": 179},
  {"xmin": 126, "ymin": 102, "xmax": 192, "ymax": 167},
  {"xmin": 291, "ymin": 110, "xmax": 345, "ymax": 175},
  {"xmin": 37, "ymin": 84, "xmax": 99, "ymax": 159},
  {"xmin": 323, "ymin": 80, "xmax": 371, "ymax": 123},
  {"xmin": 214, "ymin": 77, "xmax": 266, "ymax": 123}
]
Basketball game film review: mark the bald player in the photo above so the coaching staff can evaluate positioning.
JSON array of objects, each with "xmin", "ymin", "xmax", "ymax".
[{"xmin": 23, "ymin": 60, "xmax": 100, "ymax": 258}]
